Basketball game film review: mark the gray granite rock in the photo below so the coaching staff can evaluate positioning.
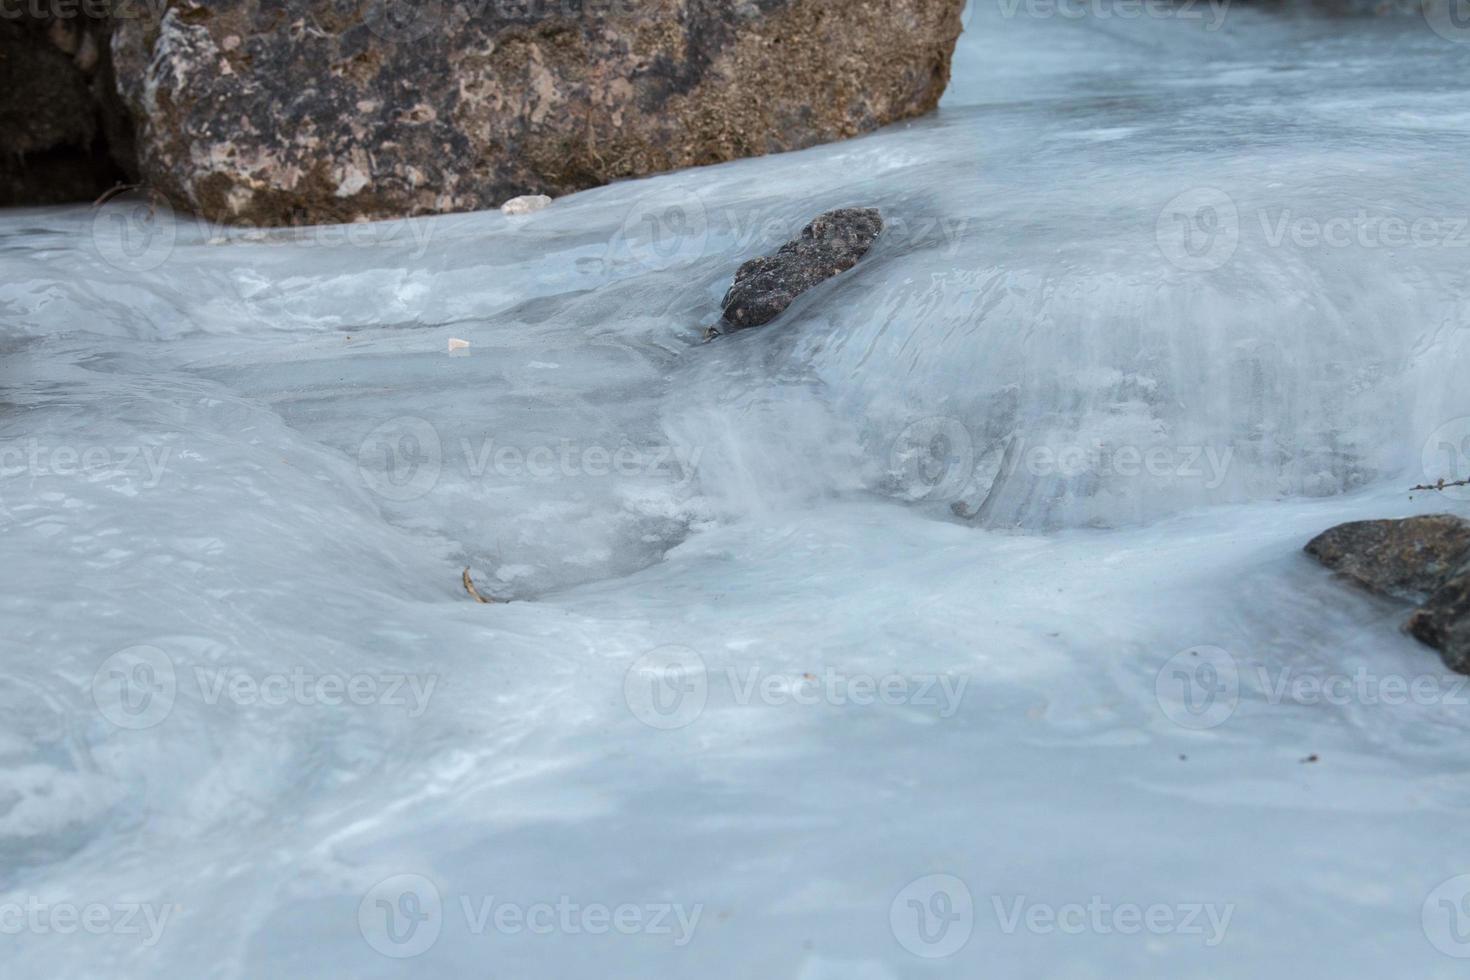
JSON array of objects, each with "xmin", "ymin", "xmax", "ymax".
[
  {"xmin": 1407, "ymin": 572, "xmax": 1470, "ymax": 674},
  {"xmin": 107, "ymin": 1, "xmax": 964, "ymax": 225},
  {"xmin": 1303, "ymin": 514, "xmax": 1470, "ymax": 603},
  {"xmin": 1305, "ymin": 514, "xmax": 1470, "ymax": 674}
]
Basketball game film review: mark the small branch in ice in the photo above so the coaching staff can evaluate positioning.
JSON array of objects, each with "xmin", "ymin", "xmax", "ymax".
[
  {"xmin": 1409, "ymin": 477, "xmax": 1470, "ymax": 492},
  {"xmin": 462, "ymin": 567, "xmax": 499, "ymax": 604}
]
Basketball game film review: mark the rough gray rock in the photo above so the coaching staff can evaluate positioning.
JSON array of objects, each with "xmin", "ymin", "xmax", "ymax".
[
  {"xmin": 1305, "ymin": 514, "xmax": 1470, "ymax": 675},
  {"xmin": 1302, "ymin": 514, "xmax": 1470, "ymax": 602},
  {"xmin": 1407, "ymin": 573, "xmax": 1470, "ymax": 674},
  {"xmin": 706, "ymin": 207, "xmax": 884, "ymax": 339},
  {"xmin": 106, "ymin": 1, "xmax": 964, "ymax": 225}
]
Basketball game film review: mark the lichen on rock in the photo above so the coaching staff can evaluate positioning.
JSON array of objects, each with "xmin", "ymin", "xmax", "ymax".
[{"xmin": 106, "ymin": 0, "xmax": 965, "ymax": 225}]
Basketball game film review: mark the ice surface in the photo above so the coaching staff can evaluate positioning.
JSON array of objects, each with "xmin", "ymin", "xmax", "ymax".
[{"xmin": 4, "ymin": 3, "xmax": 1470, "ymax": 977}]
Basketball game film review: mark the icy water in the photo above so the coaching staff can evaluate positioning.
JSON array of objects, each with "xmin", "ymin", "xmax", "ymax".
[{"xmin": 5, "ymin": 4, "xmax": 1470, "ymax": 977}]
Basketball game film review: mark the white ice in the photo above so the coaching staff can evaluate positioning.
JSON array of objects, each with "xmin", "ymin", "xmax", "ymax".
[{"xmin": 4, "ymin": 3, "xmax": 1470, "ymax": 977}]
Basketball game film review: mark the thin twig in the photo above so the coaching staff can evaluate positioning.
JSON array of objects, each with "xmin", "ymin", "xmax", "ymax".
[
  {"xmin": 462, "ymin": 567, "xmax": 499, "ymax": 604},
  {"xmin": 1409, "ymin": 477, "xmax": 1470, "ymax": 492}
]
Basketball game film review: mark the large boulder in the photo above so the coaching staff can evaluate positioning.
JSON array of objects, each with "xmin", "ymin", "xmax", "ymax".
[
  {"xmin": 1407, "ymin": 573, "xmax": 1470, "ymax": 674},
  {"xmin": 109, "ymin": 0, "xmax": 966, "ymax": 226},
  {"xmin": 1305, "ymin": 514, "xmax": 1470, "ymax": 674},
  {"xmin": 1303, "ymin": 514, "xmax": 1470, "ymax": 603}
]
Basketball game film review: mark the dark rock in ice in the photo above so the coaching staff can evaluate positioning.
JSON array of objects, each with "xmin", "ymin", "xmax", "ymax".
[
  {"xmin": 1407, "ymin": 572, "xmax": 1470, "ymax": 674},
  {"xmin": 1305, "ymin": 514, "xmax": 1470, "ymax": 674},
  {"xmin": 1303, "ymin": 514, "xmax": 1470, "ymax": 603},
  {"xmin": 706, "ymin": 208, "xmax": 884, "ymax": 340}
]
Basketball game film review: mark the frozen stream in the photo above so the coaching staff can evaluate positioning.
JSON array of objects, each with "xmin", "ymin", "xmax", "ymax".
[{"xmin": 4, "ymin": 3, "xmax": 1470, "ymax": 976}]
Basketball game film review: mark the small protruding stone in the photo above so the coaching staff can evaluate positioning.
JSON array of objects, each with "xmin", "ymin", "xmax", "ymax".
[
  {"xmin": 500, "ymin": 195, "xmax": 553, "ymax": 216},
  {"xmin": 707, "ymin": 207, "xmax": 884, "ymax": 337}
]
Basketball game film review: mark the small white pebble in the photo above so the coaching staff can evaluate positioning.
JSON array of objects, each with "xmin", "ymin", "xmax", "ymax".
[
  {"xmin": 500, "ymin": 194, "xmax": 552, "ymax": 216},
  {"xmin": 448, "ymin": 338, "xmax": 470, "ymax": 353}
]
